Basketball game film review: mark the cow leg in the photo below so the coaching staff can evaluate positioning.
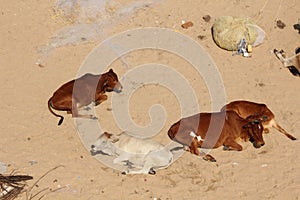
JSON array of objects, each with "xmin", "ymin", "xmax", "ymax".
[
  {"xmin": 124, "ymin": 150, "xmax": 172, "ymax": 175},
  {"xmin": 182, "ymin": 145, "xmax": 190, "ymax": 152},
  {"xmin": 223, "ymin": 139, "xmax": 243, "ymax": 151},
  {"xmin": 123, "ymin": 168, "xmax": 153, "ymax": 175},
  {"xmin": 123, "ymin": 165, "xmax": 154, "ymax": 175},
  {"xmin": 71, "ymin": 100, "xmax": 96, "ymax": 119},
  {"xmin": 113, "ymin": 153, "xmax": 131, "ymax": 164},
  {"xmin": 73, "ymin": 113, "xmax": 96, "ymax": 120},
  {"xmin": 122, "ymin": 159, "xmax": 152, "ymax": 175},
  {"xmin": 143, "ymin": 151, "xmax": 171, "ymax": 174},
  {"xmin": 189, "ymin": 140, "xmax": 217, "ymax": 162},
  {"xmin": 83, "ymin": 106, "xmax": 91, "ymax": 111},
  {"xmin": 130, "ymin": 168, "xmax": 156, "ymax": 175},
  {"xmin": 123, "ymin": 160, "xmax": 135, "ymax": 168},
  {"xmin": 272, "ymin": 121, "xmax": 297, "ymax": 140},
  {"xmin": 95, "ymin": 94, "xmax": 108, "ymax": 106},
  {"xmin": 189, "ymin": 140, "xmax": 200, "ymax": 156},
  {"xmin": 71, "ymin": 101, "xmax": 80, "ymax": 117}
]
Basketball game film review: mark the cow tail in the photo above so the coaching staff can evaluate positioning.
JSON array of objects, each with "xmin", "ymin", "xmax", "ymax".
[{"xmin": 48, "ymin": 97, "xmax": 64, "ymax": 126}]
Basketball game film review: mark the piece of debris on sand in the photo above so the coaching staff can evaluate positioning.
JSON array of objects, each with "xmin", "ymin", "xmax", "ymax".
[
  {"xmin": 197, "ymin": 35, "xmax": 206, "ymax": 40},
  {"xmin": 181, "ymin": 21, "xmax": 194, "ymax": 29},
  {"xmin": 276, "ymin": 19, "xmax": 286, "ymax": 29},
  {"xmin": 0, "ymin": 174, "xmax": 33, "ymax": 200},
  {"xmin": 203, "ymin": 15, "xmax": 211, "ymax": 23},
  {"xmin": 293, "ymin": 19, "xmax": 300, "ymax": 34},
  {"xmin": 273, "ymin": 48, "xmax": 300, "ymax": 77}
]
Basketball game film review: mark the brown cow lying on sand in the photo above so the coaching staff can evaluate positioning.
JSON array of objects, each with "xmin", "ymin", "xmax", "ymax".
[
  {"xmin": 168, "ymin": 111, "xmax": 265, "ymax": 162},
  {"xmin": 48, "ymin": 69, "xmax": 122, "ymax": 125},
  {"xmin": 221, "ymin": 100, "xmax": 297, "ymax": 140}
]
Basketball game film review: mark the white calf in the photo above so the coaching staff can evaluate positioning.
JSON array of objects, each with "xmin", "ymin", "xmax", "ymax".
[{"xmin": 91, "ymin": 132, "xmax": 173, "ymax": 175}]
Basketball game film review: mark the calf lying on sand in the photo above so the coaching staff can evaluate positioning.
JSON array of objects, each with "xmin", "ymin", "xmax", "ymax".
[
  {"xmin": 48, "ymin": 69, "xmax": 122, "ymax": 125},
  {"xmin": 221, "ymin": 100, "xmax": 297, "ymax": 140},
  {"xmin": 91, "ymin": 132, "xmax": 173, "ymax": 175},
  {"xmin": 168, "ymin": 111, "xmax": 265, "ymax": 162}
]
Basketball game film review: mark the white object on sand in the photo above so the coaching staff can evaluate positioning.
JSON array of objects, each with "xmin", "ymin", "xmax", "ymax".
[{"xmin": 0, "ymin": 162, "xmax": 7, "ymax": 174}]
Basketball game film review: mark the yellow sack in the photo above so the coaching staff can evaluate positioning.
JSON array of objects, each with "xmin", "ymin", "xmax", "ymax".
[{"xmin": 212, "ymin": 16, "xmax": 265, "ymax": 51}]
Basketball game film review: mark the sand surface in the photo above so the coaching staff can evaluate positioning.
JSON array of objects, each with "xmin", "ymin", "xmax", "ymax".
[{"xmin": 0, "ymin": 0, "xmax": 299, "ymax": 199}]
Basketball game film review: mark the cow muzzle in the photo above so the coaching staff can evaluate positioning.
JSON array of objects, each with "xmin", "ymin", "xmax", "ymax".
[
  {"xmin": 114, "ymin": 83, "xmax": 123, "ymax": 93},
  {"xmin": 253, "ymin": 141, "xmax": 265, "ymax": 148}
]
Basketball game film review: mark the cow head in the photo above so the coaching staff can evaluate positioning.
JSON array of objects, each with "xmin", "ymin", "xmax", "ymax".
[
  {"xmin": 101, "ymin": 69, "xmax": 123, "ymax": 93},
  {"xmin": 90, "ymin": 132, "xmax": 119, "ymax": 155},
  {"xmin": 243, "ymin": 117, "xmax": 265, "ymax": 148}
]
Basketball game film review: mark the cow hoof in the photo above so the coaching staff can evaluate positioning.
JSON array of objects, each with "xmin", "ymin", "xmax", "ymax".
[
  {"xmin": 148, "ymin": 169, "xmax": 156, "ymax": 175},
  {"xmin": 122, "ymin": 171, "xmax": 127, "ymax": 175},
  {"xmin": 84, "ymin": 107, "xmax": 91, "ymax": 111},
  {"xmin": 223, "ymin": 145, "xmax": 230, "ymax": 150},
  {"xmin": 183, "ymin": 146, "xmax": 190, "ymax": 152},
  {"xmin": 288, "ymin": 135, "xmax": 297, "ymax": 140},
  {"xmin": 91, "ymin": 116, "xmax": 98, "ymax": 120},
  {"xmin": 203, "ymin": 154, "xmax": 217, "ymax": 162}
]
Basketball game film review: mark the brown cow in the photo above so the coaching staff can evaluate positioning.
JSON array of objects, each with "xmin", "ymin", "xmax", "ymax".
[
  {"xmin": 168, "ymin": 111, "xmax": 265, "ymax": 162},
  {"xmin": 48, "ymin": 69, "xmax": 122, "ymax": 125},
  {"xmin": 221, "ymin": 100, "xmax": 297, "ymax": 140}
]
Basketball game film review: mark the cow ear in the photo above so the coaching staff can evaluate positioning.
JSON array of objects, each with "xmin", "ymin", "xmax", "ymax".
[
  {"xmin": 108, "ymin": 135, "xmax": 119, "ymax": 143},
  {"xmin": 109, "ymin": 69, "xmax": 113, "ymax": 73},
  {"xmin": 103, "ymin": 132, "xmax": 112, "ymax": 138}
]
